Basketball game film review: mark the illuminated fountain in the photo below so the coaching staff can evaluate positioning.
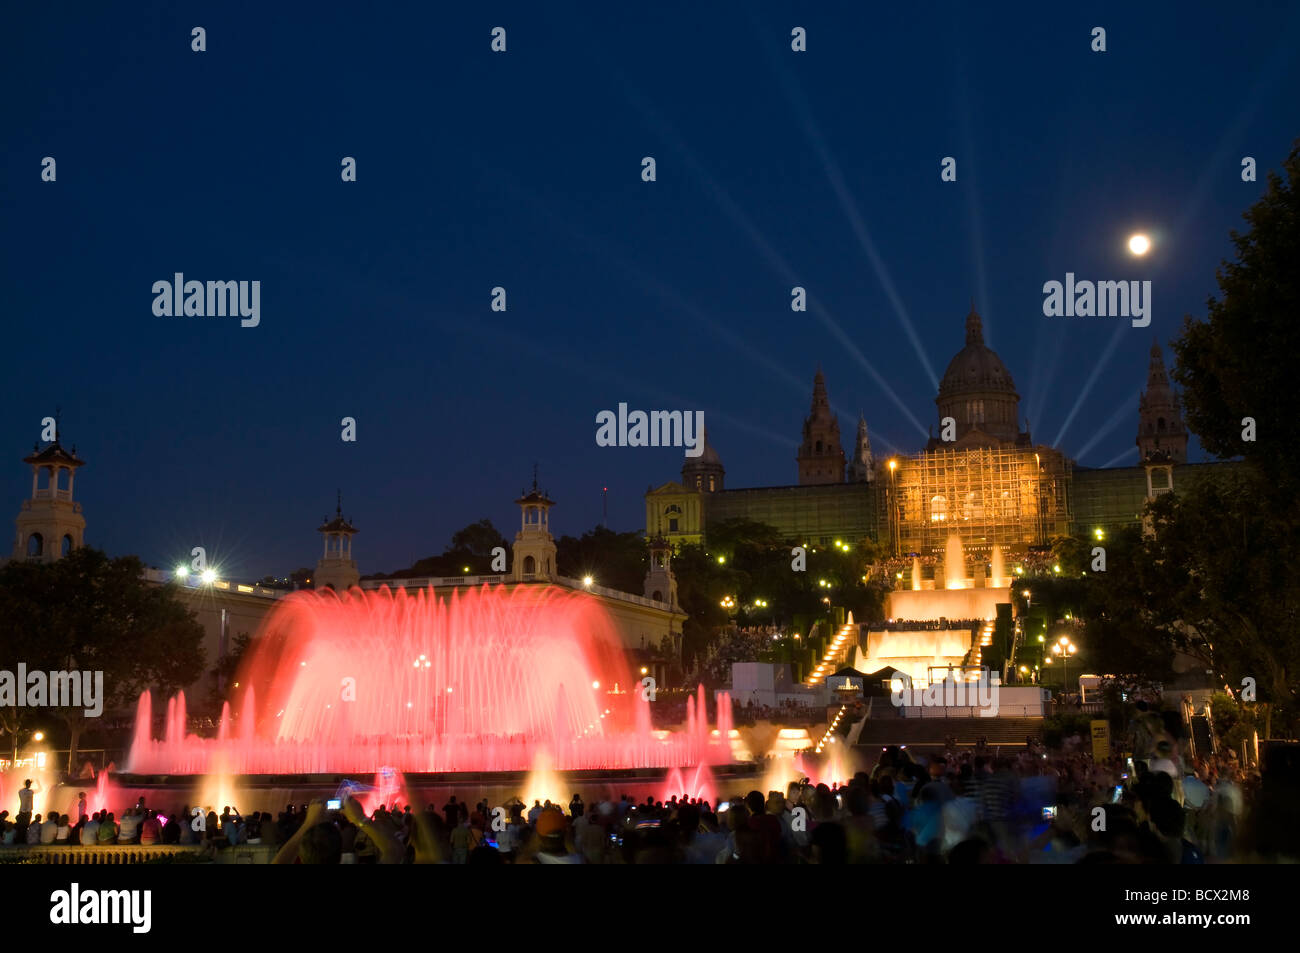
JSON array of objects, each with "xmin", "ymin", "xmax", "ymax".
[
  {"xmin": 129, "ymin": 584, "xmax": 733, "ymax": 776},
  {"xmin": 944, "ymin": 533, "xmax": 967, "ymax": 590},
  {"xmin": 856, "ymin": 533, "xmax": 1015, "ymax": 686}
]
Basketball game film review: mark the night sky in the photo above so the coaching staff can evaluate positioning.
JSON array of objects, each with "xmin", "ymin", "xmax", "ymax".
[{"xmin": 3, "ymin": 2, "xmax": 1298, "ymax": 580}]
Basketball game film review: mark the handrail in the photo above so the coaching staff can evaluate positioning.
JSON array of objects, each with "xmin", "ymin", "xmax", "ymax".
[{"xmin": 0, "ymin": 844, "xmax": 206, "ymax": 864}]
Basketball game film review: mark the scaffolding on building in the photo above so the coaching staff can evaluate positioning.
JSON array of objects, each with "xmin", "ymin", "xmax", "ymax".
[{"xmin": 881, "ymin": 446, "xmax": 1071, "ymax": 557}]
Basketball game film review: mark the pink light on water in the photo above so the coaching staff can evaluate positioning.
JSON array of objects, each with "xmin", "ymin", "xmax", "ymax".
[
  {"xmin": 129, "ymin": 584, "xmax": 734, "ymax": 775},
  {"xmin": 660, "ymin": 762, "xmax": 716, "ymax": 806}
]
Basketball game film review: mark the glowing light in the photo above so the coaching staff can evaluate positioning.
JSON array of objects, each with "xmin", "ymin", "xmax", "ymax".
[
  {"xmin": 1128, "ymin": 233, "xmax": 1151, "ymax": 256},
  {"xmin": 717, "ymin": 555, "xmax": 726, "ymax": 564},
  {"xmin": 582, "ymin": 575, "xmax": 593, "ymax": 587},
  {"xmin": 175, "ymin": 565, "xmax": 188, "ymax": 579},
  {"xmin": 201, "ymin": 568, "xmax": 217, "ymax": 583},
  {"xmin": 33, "ymin": 731, "xmax": 45, "ymax": 742}
]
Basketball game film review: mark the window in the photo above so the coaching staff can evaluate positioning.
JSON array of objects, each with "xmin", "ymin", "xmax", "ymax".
[
  {"xmin": 930, "ymin": 495, "xmax": 948, "ymax": 522},
  {"xmin": 27, "ymin": 533, "xmax": 43, "ymax": 557},
  {"xmin": 669, "ymin": 518, "xmax": 679, "ymax": 532},
  {"xmin": 61, "ymin": 534, "xmax": 73, "ymax": 556},
  {"xmin": 523, "ymin": 555, "xmax": 536, "ymax": 575},
  {"xmin": 652, "ymin": 590, "xmax": 663, "ymax": 601},
  {"xmin": 708, "ymin": 476, "xmax": 715, "ymax": 491}
]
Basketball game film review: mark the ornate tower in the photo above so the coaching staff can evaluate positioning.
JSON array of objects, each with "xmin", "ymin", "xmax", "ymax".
[
  {"xmin": 681, "ymin": 426, "xmax": 724, "ymax": 493},
  {"xmin": 934, "ymin": 307, "xmax": 1023, "ymax": 448},
  {"xmin": 13, "ymin": 436, "xmax": 86, "ymax": 563},
  {"xmin": 512, "ymin": 472, "xmax": 557, "ymax": 582},
  {"xmin": 1137, "ymin": 341, "xmax": 1188, "ymax": 464},
  {"xmin": 315, "ymin": 492, "xmax": 360, "ymax": 590},
  {"xmin": 847, "ymin": 413, "xmax": 875, "ymax": 483},
  {"xmin": 797, "ymin": 369, "xmax": 846, "ymax": 485},
  {"xmin": 643, "ymin": 534, "xmax": 679, "ymax": 608}
]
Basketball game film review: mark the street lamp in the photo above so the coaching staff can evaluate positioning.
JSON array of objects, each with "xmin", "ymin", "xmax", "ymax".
[{"xmin": 1051, "ymin": 635, "xmax": 1078, "ymax": 694}]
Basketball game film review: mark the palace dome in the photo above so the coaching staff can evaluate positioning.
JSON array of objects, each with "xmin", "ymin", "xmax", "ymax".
[{"xmin": 937, "ymin": 309, "xmax": 1019, "ymax": 399}]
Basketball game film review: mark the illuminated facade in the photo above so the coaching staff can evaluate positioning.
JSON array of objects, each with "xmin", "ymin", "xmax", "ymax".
[
  {"xmin": 645, "ymin": 307, "xmax": 1206, "ymax": 557},
  {"xmin": 885, "ymin": 445, "xmax": 1071, "ymax": 558}
]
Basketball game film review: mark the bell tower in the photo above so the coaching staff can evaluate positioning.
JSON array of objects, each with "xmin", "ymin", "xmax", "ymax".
[
  {"xmin": 1137, "ymin": 341, "xmax": 1188, "ymax": 463},
  {"xmin": 512, "ymin": 468, "xmax": 558, "ymax": 583},
  {"xmin": 13, "ymin": 432, "xmax": 86, "ymax": 563},
  {"xmin": 315, "ymin": 492, "xmax": 360, "ymax": 590},
  {"xmin": 797, "ymin": 368, "xmax": 846, "ymax": 485},
  {"xmin": 847, "ymin": 413, "xmax": 875, "ymax": 483},
  {"xmin": 643, "ymin": 535, "xmax": 679, "ymax": 609}
]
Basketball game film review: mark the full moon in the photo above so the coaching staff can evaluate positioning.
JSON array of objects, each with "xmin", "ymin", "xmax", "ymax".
[{"xmin": 1128, "ymin": 233, "xmax": 1151, "ymax": 256}]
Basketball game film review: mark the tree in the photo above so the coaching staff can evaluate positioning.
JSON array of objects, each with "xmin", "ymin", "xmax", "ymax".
[
  {"xmin": 555, "ymin": 526, "xmax": 647, "ymax": 595},
  {"xmin": 1142, "ymin": 471, "xmax": 1300, "ymax": 735},
  {"xmin": 0, "ymin": 548, "xmax": 206, "ymax": 772},
  {"xmin": 374, "ymin": 519, "xmax": 509, "ymax": 578},
  {"xmin": 1164, "ymin": 142, "xmax": 1300, "ymax": 736},
  {"xmin": 1173, "ymin": 142, "xmax": 1300, "ymax": 500},
  {"xmin": 449, "ymin": 519, "xmax": 509, "ymax": 557}
]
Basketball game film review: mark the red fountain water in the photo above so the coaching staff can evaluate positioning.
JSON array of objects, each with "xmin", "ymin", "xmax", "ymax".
[{"xmin": 129, "ymin": 584, "xmax": 734, "ymax": 775}]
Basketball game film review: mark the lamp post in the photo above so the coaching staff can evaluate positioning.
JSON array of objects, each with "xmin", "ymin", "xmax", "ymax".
[
  {"xmin": 888, "ymin": 459, "xmax": 899, "ymax": 555},
  {"xmin": 1051, "ymin": 635, "xmax": 1077, "ymax": 696}
]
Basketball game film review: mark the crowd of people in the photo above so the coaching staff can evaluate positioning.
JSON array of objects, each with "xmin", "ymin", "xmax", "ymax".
[{"xmin": 0, "ymin": 743, "xmax": 1267, "ymax": 863}]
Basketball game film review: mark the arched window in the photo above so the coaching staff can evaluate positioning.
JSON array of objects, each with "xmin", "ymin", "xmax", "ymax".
[
  {"xmin": 652, "ymin": 590, "xmax": 663, "ymax": 601},
  {"xmin": 523, "ymin": 555, "xmax": 536, "ymax": 575},
  {"xmin": 708, "ymin": 476, "xmax": 715, "ymax": 491},
  {"xmin": 61, "ymin": 534, "xmax": 73, "ymax": 556},
  {"xmin": 1157, "ymin": 417, "xmax": 1167, "ymax": 432},
  {"xmin": 27, "ymin": 533, "xmax": 43, "ymax": 557},
  {"xmin": 930, "ymin": 495, "xmax": 948, "ymax": 522}
]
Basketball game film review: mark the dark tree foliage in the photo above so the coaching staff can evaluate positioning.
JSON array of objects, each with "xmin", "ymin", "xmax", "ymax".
[
  {"xmin": 0, "ymin": 547, "xmax": 206, "ymax": 769},
  {"xmin": 1173, "ymin": 142, "xmax": 1300, "ymax": 500}
]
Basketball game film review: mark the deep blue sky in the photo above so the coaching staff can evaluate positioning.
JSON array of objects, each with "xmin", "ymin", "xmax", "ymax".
[{"xmin": 3, "ymin": 2, "xmax": 1297, "ymax": 580}]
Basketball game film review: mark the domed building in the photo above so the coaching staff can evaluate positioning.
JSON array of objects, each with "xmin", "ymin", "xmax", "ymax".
[
  {"xmin": 645, "ymin": 303, "xmax": 1223, "ymax": 562},
  {"xmin": 931, "ymin": 308, "xmax": 1032, "ymax": 449}
]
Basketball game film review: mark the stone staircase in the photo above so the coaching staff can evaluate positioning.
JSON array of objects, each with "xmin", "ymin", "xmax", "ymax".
[{"xmin": 805, "ymin": 615, "xmax": 859, "ymax": 687}]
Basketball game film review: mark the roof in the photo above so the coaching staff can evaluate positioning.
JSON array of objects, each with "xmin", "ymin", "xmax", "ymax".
[
  {"xmin": 937, "ymin": 309, "xmax": 1019, "ymax": 399},
  {"xmin": 23, "ymin": 441, "xmax": 85, "ymax": 467},
  {"xmin": 318, "ymin": 515, "xmax": 358, "ymax": 534}
]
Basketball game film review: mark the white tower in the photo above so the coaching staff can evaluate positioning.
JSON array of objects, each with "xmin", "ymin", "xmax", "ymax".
[
  {"xmin": 512, "ymin": 471, "xmax": 557, "ymax": 583},
  {"xmin": 643, "ymin": 535, "xmax": 679, "ymax": 609},
  {"xmin": 13, "ymin": 436, "xmax": 86, "ymax": 563},
  {"xmin": 315, "ymin": 492, "xmax": 360, "ymax": 590}
]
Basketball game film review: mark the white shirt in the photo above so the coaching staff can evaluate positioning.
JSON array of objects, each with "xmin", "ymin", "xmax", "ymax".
[
  {"xmin": 81, "ymin": 820, "xmax": 100, "ymax": 844},
  {"xmin": 18, "ymin": 788, "xmax": 34, "ymax": 813}
]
